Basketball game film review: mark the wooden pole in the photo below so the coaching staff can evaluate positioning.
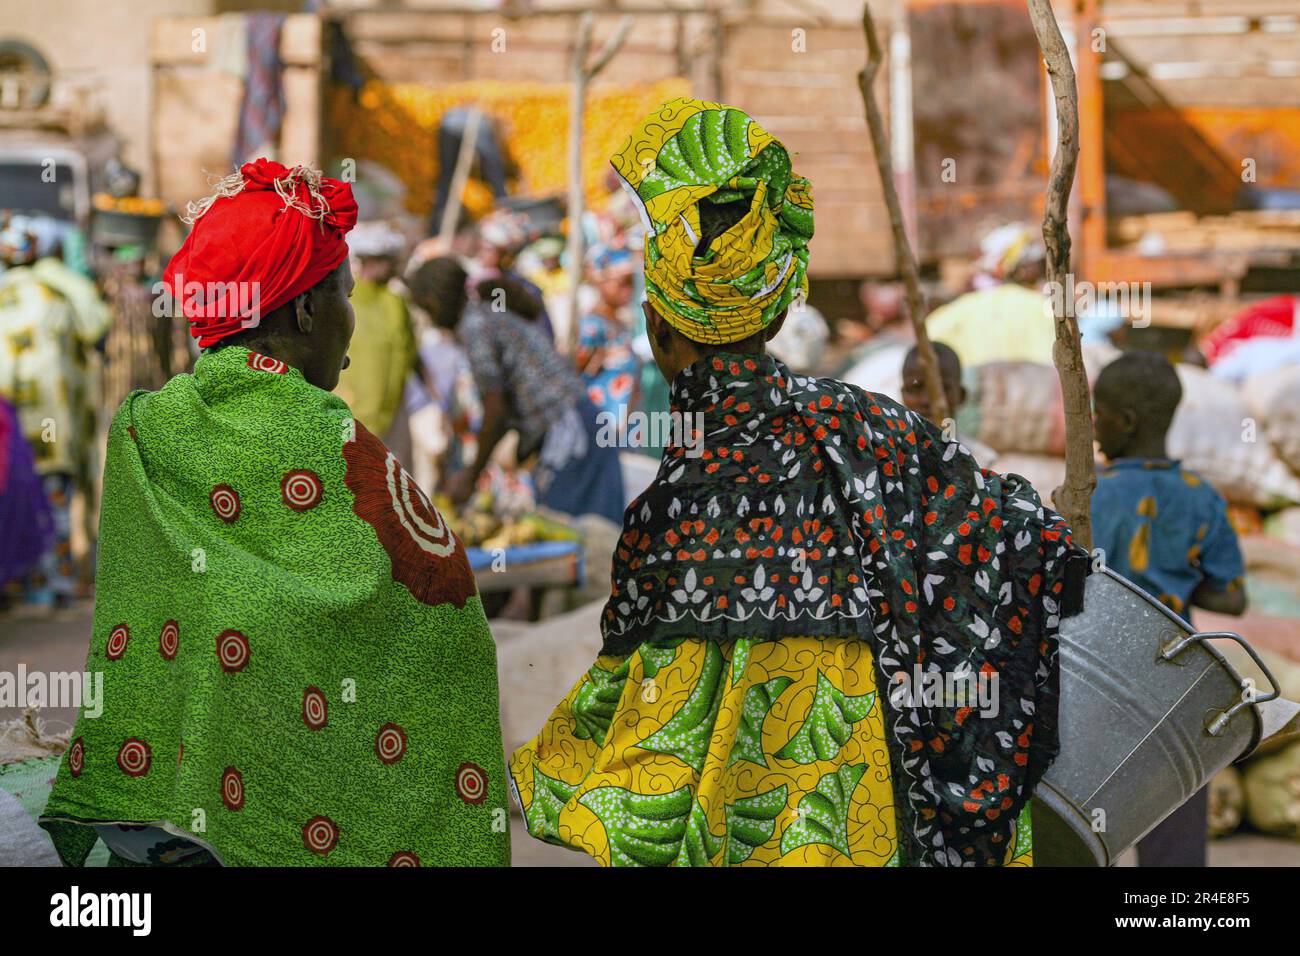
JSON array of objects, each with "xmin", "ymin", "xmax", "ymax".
[
  {"xmin": 857, "ymin": 3, "xmax": 949, "ymax": 425},
  {"xmin": 1026, "ymin": 0, "xmax": 1094, "ymax": 550},
  {"xmin": 564, "ymin": 13, "xmax": 633, "ymax": 355},
  {"xmin": 438, "ymin": 107, "xmax": 483, "ymax": 245},
  {"xmin": 1074, "ymin": 0, "xmax": 1106, "ymax": 282}
]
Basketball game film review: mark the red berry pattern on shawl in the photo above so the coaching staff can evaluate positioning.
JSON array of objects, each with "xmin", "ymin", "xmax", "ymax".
[
  {"xmin": 602, "ymin": 353, "xmax": 1075, "ymax": 867},
  {"xmin": 342, "ymin": 420, "xmax": 476, "ymax": 609},
  {"xmin": 387, "ymin": 851, "xmax": 421, "ymax": 867}
]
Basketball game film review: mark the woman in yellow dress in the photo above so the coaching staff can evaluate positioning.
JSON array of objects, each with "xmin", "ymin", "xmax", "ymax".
[{"xmin": 510, "ymin": 98, "xmax": 1079, "ymax": 867}]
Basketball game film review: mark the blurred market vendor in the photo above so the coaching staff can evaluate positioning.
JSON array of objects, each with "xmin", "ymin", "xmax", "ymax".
[
  {"xmin": 333, "ymin": 220, "xmax": 417, "ymax": 447},
  {"xmin": 0, "ymin": 393, "xmax": 54, "ymax": 600},
  {"xmin": 40, "ymin": 159, "xmax": 509, "ymax": 867},
  {"xmin": 407, "ymin": 255, "xmax": 624, "ymax": 525},
  {"xmin": 924, "ymin": 222, "xmax": 1056, "ymax": 368},
  {"xmin": 471, "ymin": 209, "xmax": 553, "ymax": 341},
  {"xmin": 575, "ymin": 243, "xmax": 640, "ymax": 436},
  {"xmin": 511, "ymin": 99, "xmax": 1080, "ymax": 867},
  {"xmin": 516, "ymin": 235, "xmax": 568, "ymax": 306},
  {"xmin": 0, "ymin": 213, "xmax": 111, "ymax": 609}
]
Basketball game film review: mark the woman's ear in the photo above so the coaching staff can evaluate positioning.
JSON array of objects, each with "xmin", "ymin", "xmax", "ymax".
[{"xmin": 293, "ymin": 292, "xmax": 314, "ymax": 334}]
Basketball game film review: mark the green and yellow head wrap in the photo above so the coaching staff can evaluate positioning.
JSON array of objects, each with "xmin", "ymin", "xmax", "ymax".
[{"xmin": 611, "ymin": 97, "xmax": 814, "ymax": 345}]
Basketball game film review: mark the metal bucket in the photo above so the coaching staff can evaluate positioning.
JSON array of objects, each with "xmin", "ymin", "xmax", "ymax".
[{"xmin": 1031, "ymin": 567, "xmax": 1280, "ymax": 866}]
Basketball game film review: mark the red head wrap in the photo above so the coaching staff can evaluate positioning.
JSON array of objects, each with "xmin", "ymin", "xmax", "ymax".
[{"xmin": 162, "ymin": 158, "xmax": 359, "ymax": 348}]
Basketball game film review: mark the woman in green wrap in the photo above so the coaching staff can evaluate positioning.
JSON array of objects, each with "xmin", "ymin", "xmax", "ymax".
[
  {"xmin": 510, "ymin": 99, "xmax": 1079, "ymax": 867},
  {"xmin": 40, "ymin": 159, "xmax": 510, "ymax": 867}
]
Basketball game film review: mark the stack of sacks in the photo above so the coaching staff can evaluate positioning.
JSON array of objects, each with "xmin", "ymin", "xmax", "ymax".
[
  {"xmin": 1243, "ymin": 364, "xmax": 1300, "ymax": 476},
  {"xmin": 1211, "ymin": 642, "xmax": 1300, "ymax": 840},
  {"xmin": 1169, "ymin": 364, "xmax": 1300, "ymax": 510},
  {"xmin": 1241, "ymin": 744, "xmax": 1300, "ymax": 838},
  {"xmin": 1208, "ymin": 765, "xmax": 1245, "ymax": 838},
  {"xmin": 964, "ymin": 361, "xmax": 1067, "ymax": 457}
]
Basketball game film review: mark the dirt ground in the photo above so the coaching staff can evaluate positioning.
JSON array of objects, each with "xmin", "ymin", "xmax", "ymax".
[{"xmin": 3, "ymin": 600, "xmax": 1297, "ymax": 868}]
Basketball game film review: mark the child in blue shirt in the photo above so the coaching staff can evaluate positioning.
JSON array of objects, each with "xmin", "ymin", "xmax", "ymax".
[{"xmin": 1091, "ymin": 350, "xmax": 1247, "ymax": 866}]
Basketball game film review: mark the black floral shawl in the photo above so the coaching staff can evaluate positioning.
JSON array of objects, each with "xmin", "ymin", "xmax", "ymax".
[{"xmin": 601, "ymin": 352, "xmax": 1080, "ymax": 866}]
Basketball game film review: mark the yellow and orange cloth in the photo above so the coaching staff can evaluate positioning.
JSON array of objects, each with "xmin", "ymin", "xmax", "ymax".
[{"xmin": 610, "ymin": 98, "xmax": 814, "ymax": 345}]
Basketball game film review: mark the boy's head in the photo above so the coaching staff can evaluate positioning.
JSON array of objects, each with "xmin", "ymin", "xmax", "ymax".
[
  {"xmin": 901, "ymin": 341, "xmax": 964, "ymax": 424},
  {"xmin": 1093, "ymin": 351, "xmax": 1182, "ymax": 460}
]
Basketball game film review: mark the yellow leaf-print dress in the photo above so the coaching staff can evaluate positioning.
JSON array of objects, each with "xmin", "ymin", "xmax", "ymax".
[{"xmin": 510, "ymin": 637, "xmax": 1034, "ymax": 866}]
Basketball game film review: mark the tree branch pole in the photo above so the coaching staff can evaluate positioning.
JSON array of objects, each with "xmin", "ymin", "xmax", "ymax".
[
  {"xmin": 564, "ymin": 13, "xmax": 633, "ymax": 355},
  {"xmin": 857, "ymin": 2, "xmax": 949, "ymax": 426},
  {"xmin": 1026, "ymin": 0, "xmax": 1094, "ymax": 550}
]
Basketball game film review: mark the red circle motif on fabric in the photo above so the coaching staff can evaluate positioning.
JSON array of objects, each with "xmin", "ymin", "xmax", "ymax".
[
  {"xmin": 117, "ymin": 738, "xmax": 152, "ymax": 777},
  {"xmin": 303, "ymin": 816, "xmax": 338, "ymax": 855},
  {"xmin": 159, "ymin": 620, "xmax": 179, "ymax": 660},
  {"xmin": 341, "ymin": 421, "xmax": 475, "ymax": 608},
  {"xmin": 221, "ymin": 766, "xmax": 245, "ymax": 811},
  {"xmin": 216, "ymin": 629, "xmax": 250, "ymax": 672},
  {"xmin": 375, "ymin": 723, "xmax": 407, "ymax": 764},
  {"xmin": 247, "ymin": 352, "xmax": 288, "ymax": 375},
  {"xmin": 302, "ymin": 686, "xmax": 328, "ymax": 730},
  {"xmin": 281, "ymin": 469, "xmax": 323, "ymax": 511},
  {"xmin": 210, "ymin": 484, "xmax": 241, "ymax": 523},
  {"xmin": 387, "ymin": 851, "xmax": 421, "ymax": 867},
  {"xmin": 455, "ymin": 762, "xmax": 488, "ymax": 805},
  {"xmin": 106, "ymin": 624, "xmax": 129, "ymax": 661},
  {"xmin": 68, "ymin": 737, "xmax": 84, "ymax": 777}
]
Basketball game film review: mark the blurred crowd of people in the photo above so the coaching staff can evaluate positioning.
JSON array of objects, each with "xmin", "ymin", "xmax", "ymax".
[
  {"xmin": 0, "ymin": 213, "xmax": 110, "ymax": 613},
  {"xmin": 0, "ymin": 190, "xmax": 1165, "ymax": 618}
]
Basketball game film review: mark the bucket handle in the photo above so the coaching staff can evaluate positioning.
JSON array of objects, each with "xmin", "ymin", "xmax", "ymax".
[{"xmin": 1161, "ymin": 631, "xmax": 1280, "ymax": 736}]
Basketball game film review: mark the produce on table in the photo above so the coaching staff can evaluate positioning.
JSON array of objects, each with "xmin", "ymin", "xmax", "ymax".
[
  {"xmin": 434, "ymin": 491, "xmax": 579, "ymax": 549},
  {"xmin": 481, "ymin": 512, "xmax": 580, "ymax": 551}
]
